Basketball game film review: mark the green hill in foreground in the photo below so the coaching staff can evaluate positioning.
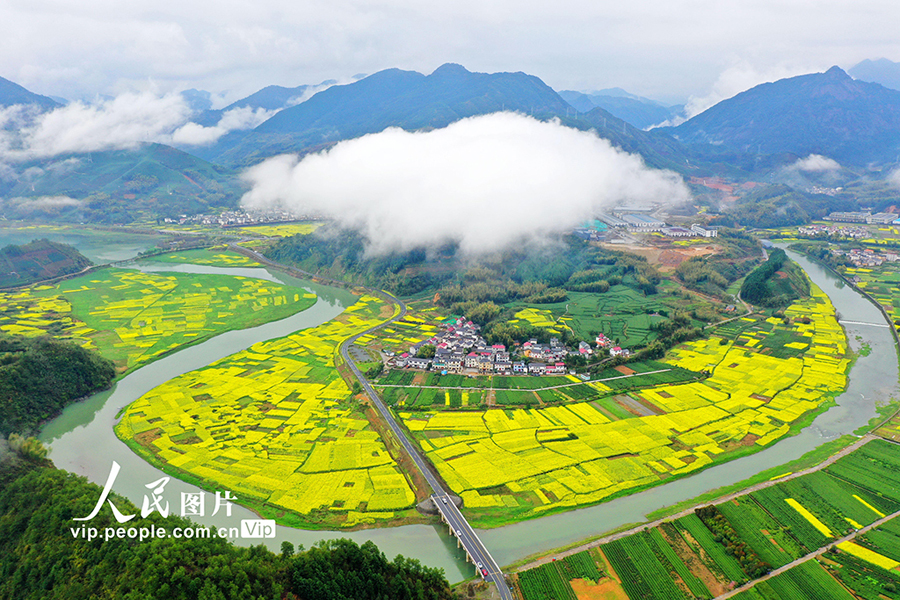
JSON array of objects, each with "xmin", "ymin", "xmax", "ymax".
[
  {"xmin": 0, "ymin": 459, "xmax": 453, "ymax": 600},
  {"xmin": 740, "ymin": 248, "xmax": 810, "ymax": 307}
]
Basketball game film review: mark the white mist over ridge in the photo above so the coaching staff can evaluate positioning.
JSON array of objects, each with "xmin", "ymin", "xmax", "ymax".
[
  {"xmin": 0, "ymin": 92, "xmax": 274, "ymax": 161},
  {"xmin": 240, "ymin": 112, "xmax": 691, "ymax": 255}
]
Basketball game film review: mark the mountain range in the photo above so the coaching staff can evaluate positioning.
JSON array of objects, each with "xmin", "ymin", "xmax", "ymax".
[
  {"xmin": 665, "ymin": 66, "xmax": 900, "ymax": 167},
  {"xmin": 558, "ymin": 89, "xmax": 683, "ymax": 129},
  {"xmin": 0, "ymin": 76, "xmax": 60, "ymax": 111},
  {"xmin": 1, "ymin": 62, "xmax": 899, "ymax": 224},
  {"xmin": 849, "ymin": 58, "xmax": 900, "ymax": 91}
]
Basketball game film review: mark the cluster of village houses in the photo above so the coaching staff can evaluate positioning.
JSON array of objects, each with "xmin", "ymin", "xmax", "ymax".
[
  {"xmin": 391, "ymin": 318, "xmax": 630, "ymax": 375},
  {"xmin": 797, "ymin": 224, "xmax": 869, "ymax": 239},
  {"xmin": 832, "ymin": 247, "xmax": 900, "ymax": 268},
  {"xmin": 162, "ymin": 210, "xmax": 314, "ymax": 227}
]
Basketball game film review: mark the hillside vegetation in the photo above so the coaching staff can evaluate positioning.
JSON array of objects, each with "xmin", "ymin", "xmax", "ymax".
[
  {"xmin": 0, "ymin": 460, "xmax": 453, "ymax": 600},
  {"xmin": 0, "ymin": 239, "xmax": 92, "ymax": 288},
  {"xmin": 740, "ymin": 248, "xmax": 810, "ymax": 307},
  {"xmin": 0, "ymin": 334, "xmax": 115, "ymax": 434}
]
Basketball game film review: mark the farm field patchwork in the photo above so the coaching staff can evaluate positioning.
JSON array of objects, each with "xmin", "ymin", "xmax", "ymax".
[
  {"xmin": 0, "ymin": 268, "xmax": 317, "ymax": 371},
  {"xmin": 147, "ymin": 247, "xmax": 259, "ymax": 267},
  {"xmin": 236, "ymin": 222, "xmax": 322, "ymax": 238},
  {"xmin": 355, "ymin": 303, "xmax": 446, "ymax": 355},
  {"xmin": 116, "ymin": 295, "xmax": 419, "ymax": 528},
  {"xmin": 516, "ymin": 438, "xmax": 900, "ymax": 600},
  {"xmin": 402, "ymin": 285, "xmax": 849, "ymax": 526},
  {"xmin": 376, "ymin": 361, "xmax": 700, "ymax": 409}
]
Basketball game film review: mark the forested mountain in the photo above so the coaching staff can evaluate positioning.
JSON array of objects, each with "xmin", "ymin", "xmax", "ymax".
[
  {"xmin": 559, "ymin": 89, "xmax": 682, "ymax": 129},
  {"xmin": 849, "ymin": 58, "xmax": 900, "ymax": 91},
  {"xmin": 0, "ymin": 143, "xmax": 242, "ymax": 223},
  {"xmin": 666, "ymin": 66, "xmax": 900, "ymax": 166},
  {"xmin": 208, "ymin": 63, "xmax": 576, "ymax": 165},
  {"xmin": 0, "ymin": 75, "xmax": 60, "ymax": 110}
]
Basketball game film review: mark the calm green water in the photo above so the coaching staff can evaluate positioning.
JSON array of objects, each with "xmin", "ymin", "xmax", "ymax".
[
  {"xmin": 40, "ymin": 247, "xmax": 898, "ymax": 576},
  {"xmin": 40, "ymin": 264, "xmax": 473, "ymax": 581},
  {"xmin": 0, "ymin": 227, "xmax": 162, "ymax": 263},
  {"xmin": 480, "ymin": 247, "xmax": 898, "ymax": 565}
]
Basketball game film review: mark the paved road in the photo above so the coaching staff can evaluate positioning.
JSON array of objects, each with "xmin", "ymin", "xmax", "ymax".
[
  {"xmin": 233, "ymin": 243, "xmax": 513, "ymax": 599},
  {"xmin": 339, "ymin": 300, "xmax": 513, "ymax": 600}
]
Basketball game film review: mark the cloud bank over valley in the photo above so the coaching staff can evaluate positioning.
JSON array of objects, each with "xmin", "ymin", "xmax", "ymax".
[{"xmin": 240, "ymin": 112, "xmax": 691, "ymax": 255}]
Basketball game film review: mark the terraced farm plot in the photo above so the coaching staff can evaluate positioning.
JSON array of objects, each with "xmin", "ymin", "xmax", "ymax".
[
  {"xmin": 402, "ymin": 285, "xmax": 850, "ymax": 526},
  {"xmin": 116, "ymin": 295, "xmax": 418, "ymax": 528},
  {"xmin": 0, "ymin": 268, "xmax": 316, "ymax": 371},
  {"xmin": 507, "ymin": 307, "xmax": 564, "ymax": 332},
  {"xmin": 510, "ymin": 288, "xmax": 677, "ymax": 347}
]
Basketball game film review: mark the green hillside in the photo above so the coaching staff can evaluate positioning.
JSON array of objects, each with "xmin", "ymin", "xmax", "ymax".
[
  {"xmin": 0, "ymin": 239, "xmax": 92, "ymax": 287},
  {"xmin": 1, "ymin": 144, "xmax": 243, "ymax": 223}
]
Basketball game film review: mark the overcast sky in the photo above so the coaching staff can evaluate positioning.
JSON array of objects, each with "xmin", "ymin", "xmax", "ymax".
[{"xmin": 1, "ymin": 0, "xmax": 897, "ymax": 107}]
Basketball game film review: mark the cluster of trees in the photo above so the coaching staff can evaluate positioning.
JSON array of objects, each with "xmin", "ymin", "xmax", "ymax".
[
  {"xmin": 674, "ymin": 231, "xmax": 760, "ymax": 298},
  {"xmin": 740, "ymin": 248, "xmax": 809, "ymax": 307},
  {"xmin": 0, "ymin": 334, "xmax": 116, "ymax": 434},
  {"xmin": 0, "ymin": 461, "xmax": 454, "ymax": 600},
  {"xmin": 266, "ymin": 226, "xmax": 451, "ymax": 295},
  {"xmin": 695, "ymin": 505, "xmax": 771, "ymax": 579},
  {"xmin": 268, "ymin": 226, "xmax": 665, "ymax": 303}
]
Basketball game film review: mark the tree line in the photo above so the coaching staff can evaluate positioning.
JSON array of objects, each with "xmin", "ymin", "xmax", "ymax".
[
  {"xmin": 0, "ymin": 334, "xmax": 116, "ymax": 435},
  {"xmin": 0, "ymin": 460, "xmax": 455, "ymax": 600}
]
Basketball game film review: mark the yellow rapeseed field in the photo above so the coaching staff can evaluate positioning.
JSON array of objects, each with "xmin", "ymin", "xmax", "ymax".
[
  {"xmin": 401, "ymin": 284, "xmax": 849, "ymax": 524},
  {"xmin": 0, "ymin": 268, "xmax": 315, "ymax": 371},
  {"xmin": 116, "ymin": 295, "xmax": 417, "ymax": 527}
]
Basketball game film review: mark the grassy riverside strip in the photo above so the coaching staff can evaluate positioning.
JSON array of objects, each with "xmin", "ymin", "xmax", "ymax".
[
  {"xmin": 398, "ymin": 284, "xmax": 850, "ymax": 527},
  {"xmin": 512, "ymin": 437, "xmax": 900, "ymax": 600}
]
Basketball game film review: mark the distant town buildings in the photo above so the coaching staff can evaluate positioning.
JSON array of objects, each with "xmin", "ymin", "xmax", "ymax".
[
  {"xmin": 162, "ymin": 210, "xmax": 319, "ymax": 227},
  {"xmin": 690, "ymin": 224, "xmax": 719, "ymax": 238},
  {"xmin": 831, "ymin": 247, "xmax": 900, "ymax": 268},
  {"xmin": 798, "ymin": 224, "xmax": 868, "ymax": 238},
  {"xmin": 825, "ymin": 211, "xmax": 898, "ymax": 225}
]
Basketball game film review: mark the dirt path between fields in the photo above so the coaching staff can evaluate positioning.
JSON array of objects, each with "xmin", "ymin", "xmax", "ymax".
[{"xmin": 713, "ymin": 505, "xmax": 900, "ymax": 599}]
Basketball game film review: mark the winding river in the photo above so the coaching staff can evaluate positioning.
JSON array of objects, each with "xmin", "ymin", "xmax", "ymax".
[{"xmin": 40, "ymin": 247, "xmax": 899, "ymax": 580}]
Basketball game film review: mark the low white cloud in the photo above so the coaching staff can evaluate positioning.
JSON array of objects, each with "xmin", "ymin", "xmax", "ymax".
[
  {"xmin": 3, "ymin": 195, "xmax": 83, "ymax": 210},
  {"xmin": 171, "ymin": 105, "xmax": 277, "ymax": 145},
  {"xmin": 241, "ymin": 112, "xmax": 690, "ymax": 255},
  {"xmin": 889, "ymin": 167, "xmax": 900, "ymax": 189},
  {"xmin": 790, "ymin": 154, "xmax": 841, "ymax": 172},
  {"xmin": 0, "ymin": 92, "xmax": 272, "ymax": 162}
]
